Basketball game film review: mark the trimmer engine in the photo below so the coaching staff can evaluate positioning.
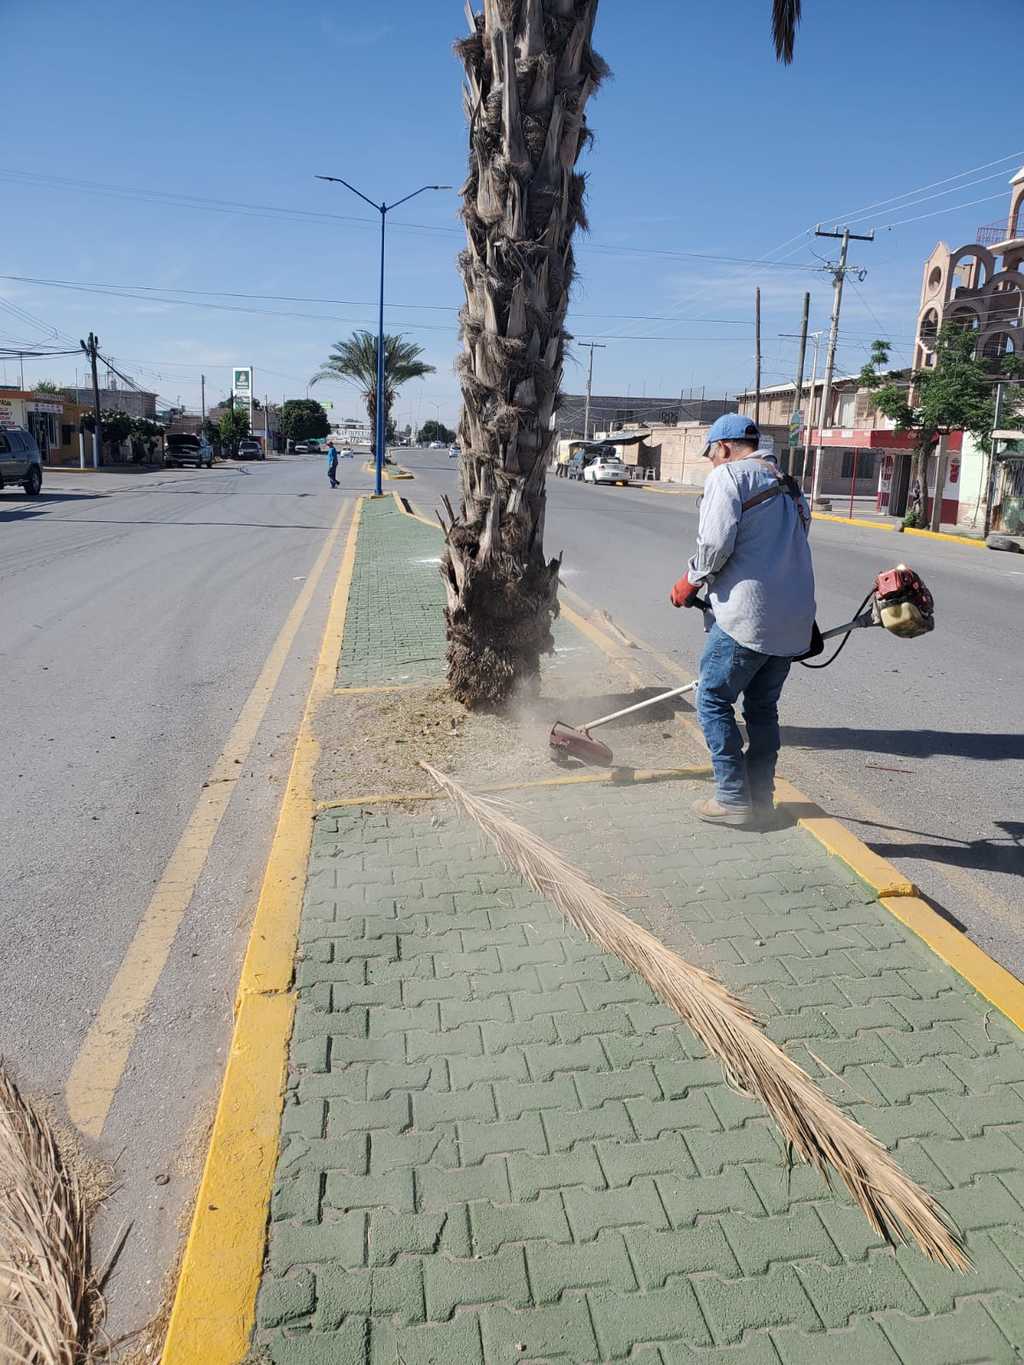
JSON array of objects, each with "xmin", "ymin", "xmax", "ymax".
[{"xmin": 873, "ymin": 565, "xmax": 935, "ymax": 639}]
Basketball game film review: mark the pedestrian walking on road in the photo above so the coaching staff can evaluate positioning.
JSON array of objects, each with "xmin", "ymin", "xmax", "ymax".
[
  {"xmin": 670, "ymin": 415, "xmax": 815, "ymax": 827},
  {"xmin": 326, "ymin": 442, "xmax": 339, "ymax": 488}
]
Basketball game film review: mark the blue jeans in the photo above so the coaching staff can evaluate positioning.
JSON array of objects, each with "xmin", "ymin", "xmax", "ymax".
[{"xmin": 696, "ymin": 624, "xmax": 792, "ymax": 809}]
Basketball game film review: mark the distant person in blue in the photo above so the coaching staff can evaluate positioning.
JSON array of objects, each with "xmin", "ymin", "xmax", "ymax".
[
  {"xmin": 326, "ymin": 442, "xmax": 339, "ymax": 488},
  {"xmin": 670, "ymin": 415, "xmax": 815, "ymax": 828}
]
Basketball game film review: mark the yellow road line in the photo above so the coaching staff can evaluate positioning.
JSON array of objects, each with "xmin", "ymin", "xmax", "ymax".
[
  {"xmin": 315, "ymin": 765, "xmax": 712, "ymax": 809},
  {"xmin": 162, "ymin": 497, "xmax": 364, "ymax": 1362},
  {"xmin": 64, "ymin": 499, "xmax": 352, "ymax": 1141}
]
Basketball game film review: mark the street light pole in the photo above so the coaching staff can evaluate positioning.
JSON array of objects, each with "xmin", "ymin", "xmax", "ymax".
[{"xmin": 316, "ymin": 175, "xmax": 451, "ymax": 497}]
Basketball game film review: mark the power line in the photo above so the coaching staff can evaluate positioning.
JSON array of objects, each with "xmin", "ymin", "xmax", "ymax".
[
  {"xmin": 881, "ymin": 190, "xmax": 1009, "ymax": 230},
  {"xmin": 829, "ymin": 150, "xmax": 1024, "ymax": 226}
]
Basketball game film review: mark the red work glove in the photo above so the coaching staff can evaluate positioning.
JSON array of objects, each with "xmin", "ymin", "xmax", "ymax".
[{"xmin": 670, "ymin": 574, "xmax": 703, "ymax": 609}]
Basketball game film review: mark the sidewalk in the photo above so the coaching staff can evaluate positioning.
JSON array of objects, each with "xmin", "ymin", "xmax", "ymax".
[{"xmin": 171, "ymin": 495, "xmax": 1024, "ymax": 1364}]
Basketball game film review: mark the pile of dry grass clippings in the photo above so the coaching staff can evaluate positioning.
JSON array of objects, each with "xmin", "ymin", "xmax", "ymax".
[{"xmin": 0, "ymin": 1067, "xmax": 94, "ymax": 1363}]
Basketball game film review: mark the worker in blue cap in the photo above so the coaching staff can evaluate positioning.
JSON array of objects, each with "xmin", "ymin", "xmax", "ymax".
[{"xmin": 670, "ymin": 414, "xmax": 816, "ymax": 827}]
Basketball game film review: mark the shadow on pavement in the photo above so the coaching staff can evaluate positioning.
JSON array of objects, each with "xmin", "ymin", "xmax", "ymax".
[
  {"xmin": 781, "ymin": 724, "xmax": 1024, "ymax": 763},
  {"xmin": 844, "ymin": 813, "xmax": 1024, "ymax": 879},
  {"xmin": 0, "ymin": 491, "xmax": 107, "ymax": 523}
]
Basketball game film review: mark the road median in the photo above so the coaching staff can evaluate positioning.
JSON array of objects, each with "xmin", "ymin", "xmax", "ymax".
[{"xmin": 166, "ymin": 493, "xmax": 1024, "ymax": 1364}]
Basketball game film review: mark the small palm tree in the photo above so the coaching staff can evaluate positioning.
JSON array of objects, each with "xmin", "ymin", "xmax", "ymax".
[{"xmin": 311, "ymin": 331, "xmax": 435, "ymax": 457}]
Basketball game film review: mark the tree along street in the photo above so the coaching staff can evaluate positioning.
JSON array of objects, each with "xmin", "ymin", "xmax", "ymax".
[
  {"xmin": 0, "ymin": 455, "xmax": 360, "ymax": 1338},
  {"xmin": 405, "ymin": 448, "xmax": 1024, "ymax": 976}
]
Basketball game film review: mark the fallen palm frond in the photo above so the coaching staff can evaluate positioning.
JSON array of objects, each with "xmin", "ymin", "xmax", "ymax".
[
  {"xmin": 0, "ymin": 1067, "xmax": 91, "ymax": 1363},
  {"xmin": 420, "ymin": 762, "xmax": 970, "ymax": 1272}
]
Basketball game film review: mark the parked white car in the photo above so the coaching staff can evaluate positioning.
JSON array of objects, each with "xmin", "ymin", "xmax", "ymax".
[{"xmin": 583, "ymin": 456, "xmax": 629, "ymax": 486}]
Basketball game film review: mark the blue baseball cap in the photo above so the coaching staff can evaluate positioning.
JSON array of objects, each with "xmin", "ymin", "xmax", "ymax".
[{"xmin": 702, "ymin": 413, "xmax": 760, "ymax": 456}]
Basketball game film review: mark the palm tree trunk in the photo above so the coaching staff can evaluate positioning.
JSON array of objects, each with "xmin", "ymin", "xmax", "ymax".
[{"xmin": 441, "ymin": 0, "xmax": 607, "ymax": 707}]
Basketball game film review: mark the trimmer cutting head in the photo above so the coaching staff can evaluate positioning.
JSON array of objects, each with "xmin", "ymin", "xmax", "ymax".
[{"xmin": 549, "ymin": 721, "xmax": 615, "ymax": 767}]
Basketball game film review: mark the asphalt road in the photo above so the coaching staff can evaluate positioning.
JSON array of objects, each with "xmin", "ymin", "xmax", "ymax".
[
  {"xmin": 401, "ymin": 448, "xmax": 1024, "ymax": 975},
  {"xmin": 0, "ymin": 453, "xmax": 363, "ymax": 1338}
]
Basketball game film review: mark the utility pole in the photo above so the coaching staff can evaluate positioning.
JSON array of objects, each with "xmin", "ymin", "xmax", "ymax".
[
  {"xmin": 779, "ymin": 316, "xmax": 821, "ymax": 486},
  {"xmin": 790, "ymin": 292, "xmax": 809, "ymax": 473},
  {"xmin": 580, "ymin": 342, "xmax": 606, "ymax": 439},
  {"xmin": 200, "ymin": 373, "xmax": 206, "ymax": 428},
  {"xmin": 80, "ymin": 332, "xmax": 102, "ymax": 469},
  {"xmin": 982, "ymin": 381, "xmax": 1006, "ymax": 539},
  {"xmin": 811, "ymin": 224, "xmax": 874, "ymax": 504},
  {"xmin": 754, "ymin": 288, "xmax": 762, "ymax": 424}
]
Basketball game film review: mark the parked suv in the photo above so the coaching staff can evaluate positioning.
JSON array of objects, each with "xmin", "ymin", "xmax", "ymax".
[
  {"xmin": 165, "ymin": 433, "xmax": 214, "ymax": 468},
  {"xmin": 0, "ymin": 426, "xmax": 43, "ymax": 496},
  {"xmin": 237, "ymin": 438, "xmax": 265, "ymax": 461}
]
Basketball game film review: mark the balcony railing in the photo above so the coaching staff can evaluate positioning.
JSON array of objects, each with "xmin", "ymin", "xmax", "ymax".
[{"xmin": 977, "ymin": 221, "xmax": 1009, "ymax": 246}]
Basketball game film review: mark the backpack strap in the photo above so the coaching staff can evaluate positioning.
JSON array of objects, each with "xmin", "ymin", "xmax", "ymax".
[{"xmin": 738, "ymin": 460, "xmax": 808, "ymax": 529}]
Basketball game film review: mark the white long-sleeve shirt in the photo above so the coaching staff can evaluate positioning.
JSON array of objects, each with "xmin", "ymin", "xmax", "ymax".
[{"xmin": 687, "ymin": 451, "xmax": 816, "ymax": 658}]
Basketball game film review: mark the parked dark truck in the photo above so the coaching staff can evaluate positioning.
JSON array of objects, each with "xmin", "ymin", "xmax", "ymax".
[{"xmin": 164, "ymin": 434, "xmax": 214, "ymax": 469}]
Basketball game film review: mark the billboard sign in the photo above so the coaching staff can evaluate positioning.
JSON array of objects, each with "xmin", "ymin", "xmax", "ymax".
[{"xmin": 232, "ymin": 366, "xmax": 253, "ymax": 407}]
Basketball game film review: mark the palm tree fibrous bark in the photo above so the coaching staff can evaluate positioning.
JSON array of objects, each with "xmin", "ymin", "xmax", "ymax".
[{"xmin": 442, "ymin": 0, "xmax": 608, "ymax": 708}]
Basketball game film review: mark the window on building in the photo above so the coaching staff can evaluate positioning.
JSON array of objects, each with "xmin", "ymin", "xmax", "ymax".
[
  {"xmin": 840, "ymin": 450, "xmax": 876, "ymax": 480},
  {"xmin": 62, "ymin": 425, "xmax": 74, "ymax": 446}
]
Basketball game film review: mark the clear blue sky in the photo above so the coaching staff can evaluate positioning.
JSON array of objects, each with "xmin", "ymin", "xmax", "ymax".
[{"xmin": 4, "ymin": 0, "xmax": 1022, "ymax": 428}]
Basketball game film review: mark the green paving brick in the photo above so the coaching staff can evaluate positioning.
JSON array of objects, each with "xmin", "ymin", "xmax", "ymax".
[
  {"xmin": 257, "ymin": 1268, "xmax": 316, "ymax": 1328},
  {"xmin": 522, "ymin": 1037, "xmax": 607, "ymax": 1080},
  {"xmin": 658, "ymin": 1167, "xmax": 765, "ymax": 1225},
  {"xmin": 544, "ymin": 1099, "xmax": 635, "ymax": 1149},
  {"xmin": 413, "ymin": 1085, "xmax": 496, "ymax": 1130},
  {"xmin": 627, "ymin": 1221, "xmax": 739, "ymax": 1285},
  {"xmin": 721, "ymin": 1206, "xmax": 841, "ymax": 1276},
  {"xmin": 934, "ymin": 1087, "xmax": 1024, "ymax": 1137},
  {"xmin": 795, "ymin": 1254, "xmax": 924, "ymax": 1328},
  {"xmin": 424, "ymin": 1245, "xmax": 530, "ymax": 1319},
  {"xmin": 369, "ymin": 1002, "xmax": 440, "ymax": 1036},
  {"xmin": 370, "ymin": 1129, "xmax": 458, "ymax": 1174},
  {"xmin": 685, "ymin": 1124, "xmax": 782, "ymax": 1175},
  {"xmin": 527, "ymin": 1229, "xmax": 637, "ymax": 1301},
  {"xmin": 371, "ymin": 1312, "xmax": 484, "ymax": 1365},
  {"xmin": 575, "ymin": 1064, "xmax": 661, "ymax": 1106},
  {"xmin": 846, "ymin": 1096, "xmax": 960, "ymax": 1145},
  {"xmin": 662, "ymin": 1335, "xmax": 783, "ymax": 1365},
  {"xmin": 696, "ymin": 1264, "xmax": 820, "ymax": 1342},
  {"xmin": 481, "ymin": 1016, "xmax": 561, "ymax": 1050},
  {"xmin": 271, "ymin": 1169, "xmax": 323, "ymax": 1224},
  {"xmin": 507, "ymin": 1146, "xmax": 605, "ymax": 1200},
  {"xmin": 878, "ymin": 1300, "xmax": 1018, "ymax": 1365},
  {"xmin": 553, "ymin": 1005, "xmax": 634, "ymax": 1043},
  {"xmin": 440, "ymin": 996, "xmax": 514, "ymax": 1029},
  {"xmin": 366, "ymin": 1061, "xmax": 434, "ymax": 1100},
  {"xmin": 895, "ymin": 1233, "xmax": 1024, "ymax": 1315},
  {"xmin": 458, "ymin": 1112, "xmax": 547, "ymax": 1164},
  {"xmin": 479, "ymin": 1301, "xmax": 598, "ymax": 1364},
  {"xmin": 627, "ymin": 1093, "xmax": 721, "ymax": 1139},
  {"xmin": 772, "ymin": 1320, "xmax": 901, "ymax": 1365},
  {"xmin": 563, "ymin": 1177, "xmax": 668, "ymax": 1239},
  {"xmin": 418, "ymin": 1157, "xmax": 511, "ymax": 1210},
  {"xmin": 324, "ymin": 1168, "xmax": 415, "ymax": 1214},
  {"xmin": 589, "ymin": 1283, "xmax": 713, "ymax": 1355},
  {"xmin": 268, "ymin": 1213, "xmax": 366, "ymax": 1273},
  {"xmin": 598, "ymin": 1134, "xmax": 697, "ymax": 1186},
  {"xmin": 367, "ymin": 1210, "xmax": 448, "ymax": 1266},
  {"xmin": 492, "ymin": 1074, "xmax": 580, "ymax": 1119},
  {"xmin": 406, "ymin": 1024, "xmax": 482, "ymax": 1062},
  {"xmin": 327, "ymin": 1093, "xmax": 410, "ymax": 1135},
  {"xmin": 401, "ymin": 975, "xmax": 471, "ymax": 1006},
  {"xmin": 261, "ymin": 1320, "xmax": 368, "ymax": 1365},
  {"xmin": 450, "ymin": 1049, "xmax": 530, "ymax": 1090},
  {"xmin": 470, "ymin": 1193, "xmax": 572, "ymax": 1256},
  {"xmin": 923, "ymin": 1131, "xmax": 1024, "ymax": 1185},
  {"xmin": 314, "ymin": 1261, "xmax": 425, "ymax": 1328}
]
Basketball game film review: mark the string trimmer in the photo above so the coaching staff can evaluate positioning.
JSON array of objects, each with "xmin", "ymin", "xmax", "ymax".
[{"xmin": 549, "ymin": 565, "xmax": 934, "ymax": 767}]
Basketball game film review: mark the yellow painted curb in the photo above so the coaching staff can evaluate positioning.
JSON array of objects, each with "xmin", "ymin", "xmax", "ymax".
[
  {"xmin": 362, "ymin": 463, "xmax": 413, "ymax": 481},
  {"xmin": 772, "ymin": 778, "xmax": 918, "ymax": 898},
  {"xmin": 162, "ymin": 497, "xmax": 364, "ymax": 1364},
  {"xmin": 814, "ymin": 511, "xmax": 986, "ymax": 548},
  {"xmin": 392, "ymin": 491, "xmax": 439, "ymax": 530},
  {"xmin": 902, "ymin": 524, "xmax": 985, "ymax": 547},
  {"xmin": 814, "ymin": 512, "xmax": 898, "ymax": 532},
  {"xmin": 640, "ymin": 483, "xmax": 701, "ymax": 498},
  {"xmin": 881, "ymin": 895, "xmax": 1024, "ymax": 1031},
  {"xmin": 316, "ymin": 765, "xmax": 712, "ymax": 809}
]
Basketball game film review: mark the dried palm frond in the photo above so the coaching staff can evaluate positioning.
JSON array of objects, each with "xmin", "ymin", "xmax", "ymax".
[
  {"xmin": 420, "ymin": 763, "xmax": 970, "ymax": 1272},
  {"xmin": 0, "ymin": 1068, "xmax": 92, "ymax": 1363}
]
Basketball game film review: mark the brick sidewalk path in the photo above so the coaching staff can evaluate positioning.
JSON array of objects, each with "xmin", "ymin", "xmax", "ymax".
[{"xmin": 255, "ymin": 781, "xmax": 1024, "ymax": 1364}]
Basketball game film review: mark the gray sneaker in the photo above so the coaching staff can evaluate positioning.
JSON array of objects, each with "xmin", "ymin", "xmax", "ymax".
[{"xmin": 692, "ymin": 797, "xmax": 755, "ymax": 828}]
